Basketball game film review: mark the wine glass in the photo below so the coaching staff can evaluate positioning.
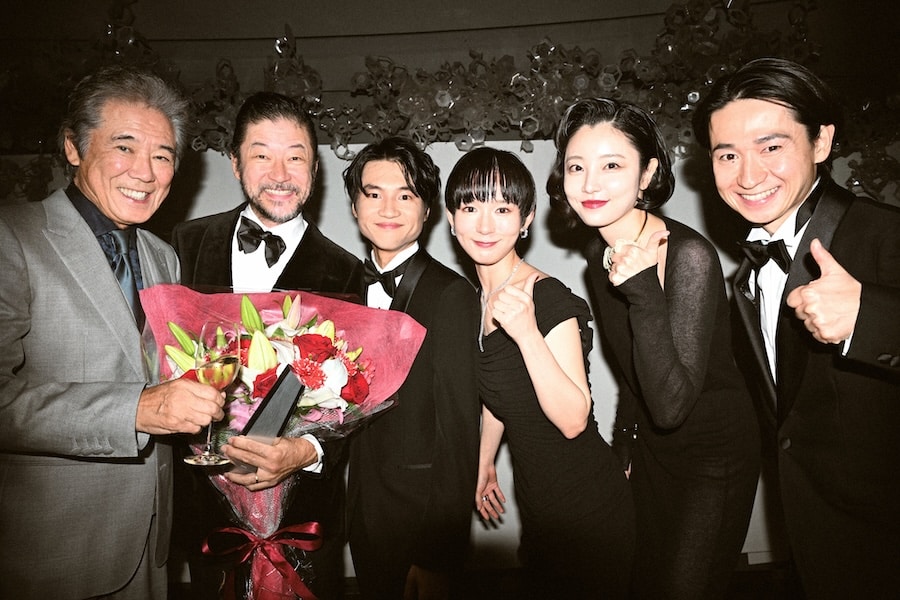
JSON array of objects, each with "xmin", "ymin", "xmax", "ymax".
[{"xmin": 184, "ymin": 320, "xmax": 241, "ymax": 466}]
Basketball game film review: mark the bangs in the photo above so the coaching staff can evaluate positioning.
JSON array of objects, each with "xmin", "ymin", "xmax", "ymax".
[
  {"xmin": 455, "ymin": 166, "xmax": 506, "ymax": 205},
  {"xmin": 445, "ymin": 147, "xmax": 536, "ymax": 216}
]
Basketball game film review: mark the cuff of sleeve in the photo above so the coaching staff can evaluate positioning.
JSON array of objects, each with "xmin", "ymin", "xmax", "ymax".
[
  {"xmin": 840, "ymin": 332, "xmax": 853, "ymax": 356},
  {"xmin": 301, "ymin": 434, "xmax": 324, "ymax": 474}
]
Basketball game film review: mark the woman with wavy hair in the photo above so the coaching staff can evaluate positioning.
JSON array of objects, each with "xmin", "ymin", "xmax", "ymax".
[{"xmin": 548, "ymin": 98, "xmax": 760, "ymax": 599}]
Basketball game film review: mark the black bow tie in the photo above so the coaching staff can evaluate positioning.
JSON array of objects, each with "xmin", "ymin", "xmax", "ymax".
[
  {"xmin": 237, "ymin": 217, "xmax": 286, "ymax": 267},
  {"xmin": 739, "ymin": 239, "xmax": 792, "ymax": 273},
  {"xmin": 363, "ymin": 257, "xmax": 412, "ymax": 298}
]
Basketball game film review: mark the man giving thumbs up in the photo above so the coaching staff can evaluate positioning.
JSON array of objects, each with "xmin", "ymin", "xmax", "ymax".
[{"xmin": 693, "ymin": 57, "xmax": 900, "ymax": 599}]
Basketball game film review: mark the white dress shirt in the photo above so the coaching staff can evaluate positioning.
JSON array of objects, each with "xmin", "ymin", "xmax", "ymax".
[
  {"xmin": 230, "ymin": 206, "xmax": 322, "ymax": 471},
  {"xmin": 747, "ymin": 214, "xmax": 807, "ymax": 383},
  {"xmin": 365, "ymin": 243, "xmax": 419, "ymax": 310},
  {"xmin": 231, "ymin": 206, "xmax": 307, "ymax": 293},
  {"xmin": 746, "ymin": 178, "xmax": 850, "ymax": 383}
]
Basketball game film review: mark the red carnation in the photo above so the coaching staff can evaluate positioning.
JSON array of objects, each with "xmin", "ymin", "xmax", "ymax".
[
  {"xmin": 293, "ymin": 333, "xmax": 336, "ymax": 362},
  {"xmin": 252, "ymin": 366, "xmax": 280, "ymax": 399},
  {"xmin": 341, "ymin": 370, "xmax": 369, "ymax": 404},
  {"xmin": 238, "ymin": 337, "xmax": 252, "ymax": 359},
  {"xmin": 292, "ymin": 358, "xmax": 327, "ymax": 390}
]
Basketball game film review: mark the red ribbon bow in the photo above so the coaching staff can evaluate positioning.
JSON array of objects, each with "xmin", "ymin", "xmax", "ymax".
[{"xmin": 203, "ymin": 522, "xmax": 323, "ymax": 600}]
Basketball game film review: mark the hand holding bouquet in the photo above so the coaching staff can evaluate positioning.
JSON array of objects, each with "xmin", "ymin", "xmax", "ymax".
[{"xmin": 141, "ymin": 284, "xmax": 426, "ymax": 599}]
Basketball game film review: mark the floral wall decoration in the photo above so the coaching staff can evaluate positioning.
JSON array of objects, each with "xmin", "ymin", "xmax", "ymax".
[{"xmin": 1, "ymin": 0, "xmax": 897, "ymax": 203}]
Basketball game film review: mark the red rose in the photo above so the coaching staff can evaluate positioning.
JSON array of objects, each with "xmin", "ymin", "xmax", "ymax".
[
  {"xmin": 253, "ymin": 366, "xmax": 280, "ymax": 399},
  {"xmin": 293, "ymin": 334, "xmax": 335, "ymax": 362},
  {"xmin": 340, "ymin": 370, "xmax": 369, "ymax": 404}
]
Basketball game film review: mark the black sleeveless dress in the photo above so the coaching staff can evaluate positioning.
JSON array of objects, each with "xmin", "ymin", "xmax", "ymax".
[{"xmin": 479, "ymin": 277, "xmax": 635, "ymax": 599}]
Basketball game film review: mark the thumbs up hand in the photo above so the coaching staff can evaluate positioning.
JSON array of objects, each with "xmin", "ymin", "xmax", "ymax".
[
  {"xmin": 608, "ymin": 229, "xmax": 670, "ymax": 287},
  {"xmin": 786, "ymin": 238, "xmax": 862, "ymax": 344},
  {"xmin": 490, "ymin": 272, "xmax": 540, "ymax": 344}
]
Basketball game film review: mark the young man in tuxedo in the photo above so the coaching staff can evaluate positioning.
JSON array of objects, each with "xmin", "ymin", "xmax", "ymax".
[
  {"xmin": 170, "ymin": 92, "xmax": 362, "ymax": 599},
  {"xmin": 0, "ymin": 66, "xmax": 225, "ymax": 599},
  {"xmin": 343, "ymin": 137, "xmax": 481, "ymax": 599},
  {"xmin": 693, "ymin": 57, "xmax": 900, "ymax": 598}
]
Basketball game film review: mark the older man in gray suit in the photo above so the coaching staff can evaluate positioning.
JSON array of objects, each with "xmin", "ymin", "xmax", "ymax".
[{"xmin": 0, "ymin": 66, "xmax": 225, "ymax": 599}]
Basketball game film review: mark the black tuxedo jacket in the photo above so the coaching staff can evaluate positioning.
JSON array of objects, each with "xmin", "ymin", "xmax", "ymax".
[
  {"xmin": 347, "ymin": 250, "xmax": 481, "ymax": 588},
  {"xmin": 171, "ymin": 203, "xmax": 364, "ymax": 294},
  {"xmin": 170, "ymin": 204, "xmax": 363, "ymax": 598},
  {"xmin": 732, "ymin": 178, "xmax": 900, "ymax": 597}
]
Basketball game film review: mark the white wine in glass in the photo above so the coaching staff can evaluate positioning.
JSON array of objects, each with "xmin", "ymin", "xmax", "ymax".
[{"xmin": 184, "ymin": 321, "xmax": 240, "ymax": 466}]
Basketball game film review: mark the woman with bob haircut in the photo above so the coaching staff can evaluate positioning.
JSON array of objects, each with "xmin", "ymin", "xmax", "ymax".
[
  {"xmin": 548, "ymin": 98, "xmax": 760, "ymax": 599},
  {"xmin": 446, "ymin": 146, "xmax": 635, "ymax": 599}
]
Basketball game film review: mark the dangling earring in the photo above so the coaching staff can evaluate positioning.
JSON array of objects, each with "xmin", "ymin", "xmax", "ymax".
[
  {"xmin": 450, "ymin": 225, "xmax": 456, "ymax": 237},
  {"xmin": 520, "ymin": 228, "xmax": 529, "ymax": 239}
]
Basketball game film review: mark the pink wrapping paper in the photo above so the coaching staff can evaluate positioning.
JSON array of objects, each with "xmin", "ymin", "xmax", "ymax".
[
  {"xmin": 141, "ymin": 284, "xmax": 425, "ymax": 412},
  {"xmin": 140, "ymin": 284, "xmax": 426, "ymax": 598}
]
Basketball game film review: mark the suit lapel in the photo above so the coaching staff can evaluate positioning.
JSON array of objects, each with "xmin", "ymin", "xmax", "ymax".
[
  {"xmin": 136, "ymin": 229, "xmax": 178, "ymax": 288},
  {"xmin": 776, "ymin": 181, "xmax": 853, "ymax": 418},
  {"xmin": 43, "ymin": 194, "xmax": 144, "ymax": 377},
  {"xmin": 733, "ymin": 259, "xmax": 778, "ymax": 420},
  {"xmin": 195, "ymin": 208, "xmax": 240, "ymax": 288},
  {"xmin": 390, "ymin": 251, "xmax": 430, "ymax": 313},
  {"xmin": 275, "ymin": 222, "xmax": 322, "ymax": 291}
]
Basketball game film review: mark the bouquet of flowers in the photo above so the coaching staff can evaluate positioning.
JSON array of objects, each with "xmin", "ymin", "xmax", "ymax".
[{"xmin": 140, "ymin": 284, "xmax": 426, "ymax": 599}]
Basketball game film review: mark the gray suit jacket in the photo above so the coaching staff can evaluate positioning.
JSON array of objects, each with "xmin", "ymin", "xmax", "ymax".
[{"xmin": 0, "ymin": 188, "xmax": 180, "ymax": 598}]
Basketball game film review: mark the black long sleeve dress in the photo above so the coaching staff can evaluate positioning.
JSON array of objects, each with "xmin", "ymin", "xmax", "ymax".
[
  {"xmin": 479, "ymin": 277, "xmax": 635, "ymax": 599},
  {"xmin": 587, "ymin": 217, "xmax": 760, "ymax": 599}
]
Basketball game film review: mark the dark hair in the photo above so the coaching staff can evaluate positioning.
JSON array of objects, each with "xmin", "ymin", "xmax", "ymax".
[
  {"xmin": 230, "ymin": 92, "xmax": 319, "ymax": 167},
  {"xmin": 691, "ymin": 57, "xmax": 843, "ymax": 152},
  {"xmin": 58, "ymin": 65, "xmax": 190, "ymax": 175},
  {"xmin": 547, "ymin": 97, "xmax": 675, "ymax": 227},
  {"xmin": 342, "ymin": 136, "xmax": 441, "ymax": 214},
  {"xmin": 445, "ymin": 147, "xmax": 536, "ymax": 226}
]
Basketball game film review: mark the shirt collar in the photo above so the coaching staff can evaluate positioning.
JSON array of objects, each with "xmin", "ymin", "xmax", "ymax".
[
  {"xmin": 65, "ymin": 182, "xmax": 122, "ymax": 237},
  {"xmin": 369, "ymin": 242, "xmax": 419, "ymax": 273}
]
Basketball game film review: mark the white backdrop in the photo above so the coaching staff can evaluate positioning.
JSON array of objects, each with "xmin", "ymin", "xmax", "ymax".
[{"xmin": 154, "ymin": 139, "xmax": 792, "ymax": 572}]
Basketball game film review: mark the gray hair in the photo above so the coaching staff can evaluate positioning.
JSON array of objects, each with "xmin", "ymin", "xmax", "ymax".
[{"xmin": 58, "ymin": 65, "xmax": 190, "ymax": 175}]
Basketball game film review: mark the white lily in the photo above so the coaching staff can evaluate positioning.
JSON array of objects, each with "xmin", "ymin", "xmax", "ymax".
[
  {"xmin": 298, "ymin": 386, "xmax": 349, "ymax": 411},
  {"xmin": 320, "ymin": 357, "xmax": 349, "ymax": 395}
]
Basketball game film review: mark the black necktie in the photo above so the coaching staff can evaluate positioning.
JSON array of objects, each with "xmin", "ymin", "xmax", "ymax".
[
  {"xmin": 237, "ymin": 217, "xmax": 286, "ymax": 267},
  {"xmin": 363, "ymin": 257, "xmax": 412, "ymax": 298},
  {"xmin": 739, "ymin": 239, "xmax": 792, "ymax": 273},
  {"xmin": 106, "ymin": 228, "xmax": 145, "ymax": 329}
]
